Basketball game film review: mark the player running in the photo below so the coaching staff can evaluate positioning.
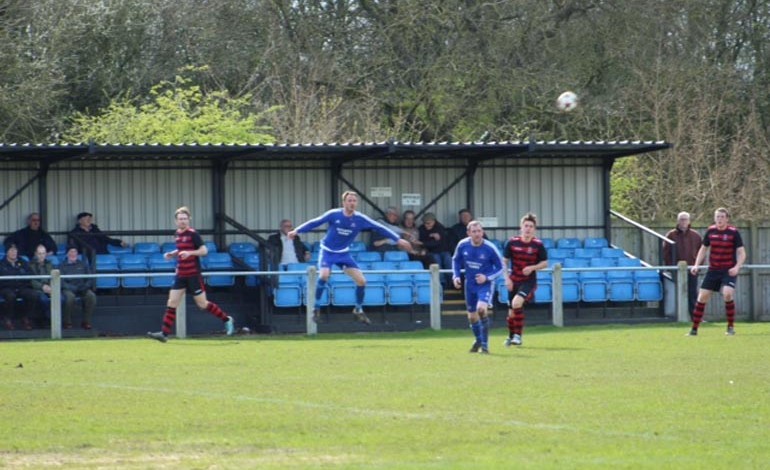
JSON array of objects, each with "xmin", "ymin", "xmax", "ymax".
[
  {"xmin": 502, "ymin": 213, "xmax": 548, "ymax": 347},
  {"xmin": 147, "ymin": 206, "xmax": 234, "ymax": 342},
  {"xmin": 452, "ymin": 220, "xmax": 505, "ymax": 354}
]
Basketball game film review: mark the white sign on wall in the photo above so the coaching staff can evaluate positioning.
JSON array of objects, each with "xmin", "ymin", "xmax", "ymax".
[
  {"xmin": 401, "ymin": 193, "xmax": 422, "ymax": 206},
  {"xmin": 370, "ymin": 187, "xmax": 392, "ymax": 198},
  {"xmin": 477, "ymin": 217, "xmax": 499, "ymax": 228}
]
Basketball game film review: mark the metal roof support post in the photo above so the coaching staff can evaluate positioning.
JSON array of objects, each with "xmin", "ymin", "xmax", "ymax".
[
  {"xmin": 212, "ymin": 161, "xmax": 228, "ymax": 251},
  {"xmin": 466, "ymin": 161, "xmax": 478, "ymax": 215},
  {"xmin": 603, "ymin": 159, "xmax": 613, "ymax": 244}
]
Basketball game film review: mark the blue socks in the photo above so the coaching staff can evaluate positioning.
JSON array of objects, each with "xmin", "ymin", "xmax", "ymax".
[
  {"xmin": 470, "ymin": 321, "xmax": 483, "ymax": 345},
  {"xmin": 355, "ymin": 285, "xmax": 365, "ymax": 310},
  {"xmin": 480, "ymin": 316, "xmax": 490, "ymax": 348},
  {"xmin": 315, "ymin": 279, "xmax": 327, "ymax": 302}
]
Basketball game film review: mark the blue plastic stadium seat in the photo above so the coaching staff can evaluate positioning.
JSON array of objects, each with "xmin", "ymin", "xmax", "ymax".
[
  {"xmin": 274, "ymin": 285, "xmax": 302, "ymax": 308},
  {"xmin": 205, "ymin": 252, "xmax": 235, "ymax": 287},
  {"xmin": 229, "ymin": 242, "xmax": 258, "ymax": 259},
  {"xmin": 203, "ymin": 241, "xmax": 218, "ymax": 253},
  {"xmin": 161, "ymin": 242, "xmax": 177, "ymax": 254},
  {"xmin": 564, "ymin": 258, "xmax": 590, "ymax": 269},
  {"xmin": 350, "ymin": 241, "xmax": 366, "ymax": 252},
  {"xmin": 583, "ymin": 237, "xmax": 609, "ymax": 249},
  {"xmin": 540, "ymin": 238, "xmax": 555, "ymax": 249},
  {"xmin": 119, "ymin": 254, "xmax": 149, "ymax": 289},
  {"xmin": 107, "ymin": 244, "xmax": 133, "ymax": 255},
  {"xmin": 635, "ymin": 270, "xmax": 663, "ymax": 301},
  {"xmin": 329, "ymin": 273, "xmax": 357, "ymax": 306},
  {"xmin": 134, "ymin": 242, "xmax": 160, "ymax": 254},
  {"xmin": 601, "ymin": 247, "xmax": 625, "ymax": 258},
  {"xmin": 46, "ymin": 255, "xmax": 60, "ymax": 267},
  {"xmin": 561, "ymin": 271, "xmax": 581, "ymax": 302},
  {"xmin": 383, "ymin": 251, "xmax": 409, "ymax": 263},
  {"xmin": 94, "ymin": 254, "xmax": 120, "ymax": 289},
  {"xmin": 574, "ymin": 248, "xmax": 602, "ymax": 259},
  {"xmin": 557, "ymin": 238, "xmax": 581, "ymax": 249},
  {"xmin": 148, "ymin": 253, "xmax": 176, "ymax": 289},
  {"xmin": 548, "ymin": 248, "xmax": 573, "ymax": 260},
  {"xmin": 357, "ymin": 251, "xmax": 382, "ymax": 263}
]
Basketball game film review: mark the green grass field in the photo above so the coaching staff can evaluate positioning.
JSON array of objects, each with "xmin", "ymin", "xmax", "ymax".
[{"xmin": 2, "ymin": 322, "xmax": 769, "ymax": 469}]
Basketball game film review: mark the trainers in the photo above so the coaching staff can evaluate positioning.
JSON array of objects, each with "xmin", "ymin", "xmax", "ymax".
[
  {"xmin": 225, "ymin": 316, "xmax": 235, "ymax": 336},
  {"xmin": 504, "ymin": 336, "xmax": 513, "ymax": 348},
  {"xmin": 469, "ymin": 341, "xmax": 481, "ymax": 353},
  {"xmin": 512, "ymin": 334, "xmax": 522, "ymax": 346},
  {"xmin": 480, "ymin": 347, "xmax": 490, "ymax": 354},
  {"xmin": 312, "ymin": 308, "xmax": 321, "ymax": 323},
  {"xmin": 353, "ymin": 307, "xmax": 371, "ymax": 325},
  {"xmin": 686, "ymin": 329, "xmax": 698, "ymax": 336},
  {"xmin": 147, "ymin": 331, "xmax": 168, "ymax": 343},
  {"xmin": 726, "ymin": 326, "xmax": 735, "ymax": 336}
]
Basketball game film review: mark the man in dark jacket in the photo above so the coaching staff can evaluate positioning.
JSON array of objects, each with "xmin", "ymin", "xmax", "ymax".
[
  {"xmin": 419, "ymin": 213, "xmax": 454, "ymax": 287},
  {"xmin": 266, "ymin": 219, "xmax": 310, "ymax": 268},
  {"xmin": 60, "ymin": 246, "xmax": 97, "ymax": 330},
  {"xmin": 3, "ymin": 212, "xmax": 57, "ymax": 259},
  {"xmin": 68, "ymin": 212, "xmax": 127, "ymax": 258},
  {"xmin": 663, "ymin": 211, "xmax": 702, "ymax": 315},
  {"xmin": 0, "ymin": 244, "xmax": 39, "ymax": 330}
]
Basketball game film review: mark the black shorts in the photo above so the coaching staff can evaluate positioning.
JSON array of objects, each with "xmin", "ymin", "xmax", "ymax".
[
  {"xmin": 700, "ymin": 270, "xmax": 737, "ymax": 292},
  {"xmin": 508, "ymin": 279, "xmax": 537, "ymax": 305},
  {"xmin": 172, "ymin": 275, "xmax": 206, "ymax": 296}
]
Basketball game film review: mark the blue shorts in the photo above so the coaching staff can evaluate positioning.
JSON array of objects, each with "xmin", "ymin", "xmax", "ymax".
[
  {"xmin": 701, "ymin": 270, "xmax": 737, "ymax": 292},
  {"xmin": 464, "ymin": 282, "xmax": 495, "ymax": 313},
  {"xmin": 317, "ymin": 250, "xmax": 360, "ymax": 271},
  {"xmin": 508, "ymin": 279, "xmax": 537, "ymax": 305}
]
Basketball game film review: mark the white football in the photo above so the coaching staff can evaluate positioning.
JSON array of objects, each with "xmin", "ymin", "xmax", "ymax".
[{"xmin": 556, "ymin": 91, "xmax": 578, "ymax": 112}]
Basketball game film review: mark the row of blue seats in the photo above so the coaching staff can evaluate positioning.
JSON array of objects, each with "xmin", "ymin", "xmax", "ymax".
[
  {"xmin": 274, "ymin": 261, "xmax": 435, "ymax": 308},
  {"xmin": 307, "ymin": 237, "xmax": 611, "ymax": 254}
]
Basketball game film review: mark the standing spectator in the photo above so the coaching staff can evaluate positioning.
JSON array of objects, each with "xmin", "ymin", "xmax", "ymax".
[
  {"xmin": 400, "ymin": 210, "xmax": 432, "ymax": 268},
  {"xmin": 267, "ymin": 219, "xmax": 310, "ymax": 269},
  {"xmin": 60, "ymin": 246, "xmax": 97, "ymax": 330},
  {"xmin": 148, "ymin": 207, "xmax": 234, "ymax": 342},
  {"xmin": 687, "ymin": 207, "xmax": 746, "ymax": 336},
  {"xmin": 452, "ymin": 221, "xmax": 505, "ymax": 354},
  {"xmin": 289, "ymin": 191, "xmax": 411, "ymax": 324},
  {"xmin": 3, "ymin": 212, "xmax": 57, "ymax": 259},
  {"xmin": 370, "ymin": 207, "xmax": 403, "ymax": 253},
  {"xmin": 29, "ymin": 244, "xmax": 61, "ymax": 326},
  {"xmin": 502, "ymin": 213, "xmax": 549, "ymax": 347},
  {"xmin": 68, "ymin": 212, "xmax": 128, "ymax": 259},
  {"xmin": 419, "ymin": 213, "xmax": 453, "ymax": 287},
  {"xmin": 663, "ymin": 211, "xmax": 702, "ymax": 315},
  {"xmin": 0, "ymin": 244, "xmax": 39, "ymax": 330},
  {"xmin": 449, "ymin": 208, "xmax": 473, "ymax": 249}
]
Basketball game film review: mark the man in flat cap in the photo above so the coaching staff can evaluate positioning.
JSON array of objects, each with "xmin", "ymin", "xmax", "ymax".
[{"xmin": 68, "ymin": 212, "xmax": 128, "ymax": 261}]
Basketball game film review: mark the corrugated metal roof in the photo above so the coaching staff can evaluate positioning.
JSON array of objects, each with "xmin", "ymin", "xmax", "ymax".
[{"xmin": 0, "ymin": 140, "xmax": 671, "ymax": 163}]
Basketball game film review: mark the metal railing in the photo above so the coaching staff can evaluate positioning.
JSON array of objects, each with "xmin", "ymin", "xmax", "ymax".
[{"xmin": 3, "ymin": 263, "xmax": 769, "ymax": 339}]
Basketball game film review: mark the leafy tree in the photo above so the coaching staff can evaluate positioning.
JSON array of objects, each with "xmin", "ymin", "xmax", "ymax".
[{"xmin": 63, "ymin": 68, "xmax": 277, "ymax": 144}]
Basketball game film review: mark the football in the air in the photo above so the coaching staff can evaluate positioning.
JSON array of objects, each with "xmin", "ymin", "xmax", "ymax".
[{"xmin": 556, "ymin": 91, "xmax": 578, "ymax": 112}]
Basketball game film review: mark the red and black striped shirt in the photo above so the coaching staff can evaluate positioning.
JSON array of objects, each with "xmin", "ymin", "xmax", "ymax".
[
  {"xmin": 503, "ymin": 236, "xmax": 548, "ymax": 283},
  {"xmin": 175, "ymin": 228, "xmax": 203, "ymax": 277},
  {"xmin": 703, "ymin": 224, "xmax": 743, "ymax": 271}
]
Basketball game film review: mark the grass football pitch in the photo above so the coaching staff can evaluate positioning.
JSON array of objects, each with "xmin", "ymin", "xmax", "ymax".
[{"xmin": 1, "ymin": 322, "xmax": 769, "ymax": 469}]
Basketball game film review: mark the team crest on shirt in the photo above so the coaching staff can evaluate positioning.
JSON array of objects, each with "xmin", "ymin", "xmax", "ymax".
[{"xmin": 723, "ymin": 234, "xmax": 728, "ymax": 241}]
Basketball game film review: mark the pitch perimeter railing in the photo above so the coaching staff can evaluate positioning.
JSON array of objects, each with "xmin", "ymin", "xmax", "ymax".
[{"xmin": 2, "ymin": 263, "xmax": 769, "ymax": 339}]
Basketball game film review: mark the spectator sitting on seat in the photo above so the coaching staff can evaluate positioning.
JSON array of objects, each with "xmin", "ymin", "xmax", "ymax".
[
  {"xmin": 419, "ymin": 212, "xmax": 453, "ymax": 286},
  {"xmin": 0, "ymin": 244, "xmax": 39, "ymax": 330},
  {"xmin": 371, "ymin": 207, "xmax": 404, "ymax": 253},
  {"xmin": 448, "ymin": 208, "xmax": 487, "ymax": 249},
  {"xmin": 60, "ymin": 246, "xmax": 97, "ymax": 330},
  {"xmin": 267, "ymin": 219, "xmax": 310, "ymax": 268},
  {"xmin": 68, "ymin": 212, "xmax": 128, "ymax": 258},
  {"xmin": 3, "ymin": 212, "xmax": 57, "ymax": 259},
  {"xmin": 29, "ymin": 244, "xmax": 63, "ymax": 326},
  {"xmin": 400, "ymin": 210, "xmax": 432, "ymax": 268}
]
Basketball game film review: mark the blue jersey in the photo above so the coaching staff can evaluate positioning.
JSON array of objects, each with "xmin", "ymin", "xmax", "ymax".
[
  {"xmin": 294, "ymin": 209, "xmax": 400, "ymax": 253},
  {"xmin": 452, "ymin": 238, "xmax": 505, "ymax": 282}
]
